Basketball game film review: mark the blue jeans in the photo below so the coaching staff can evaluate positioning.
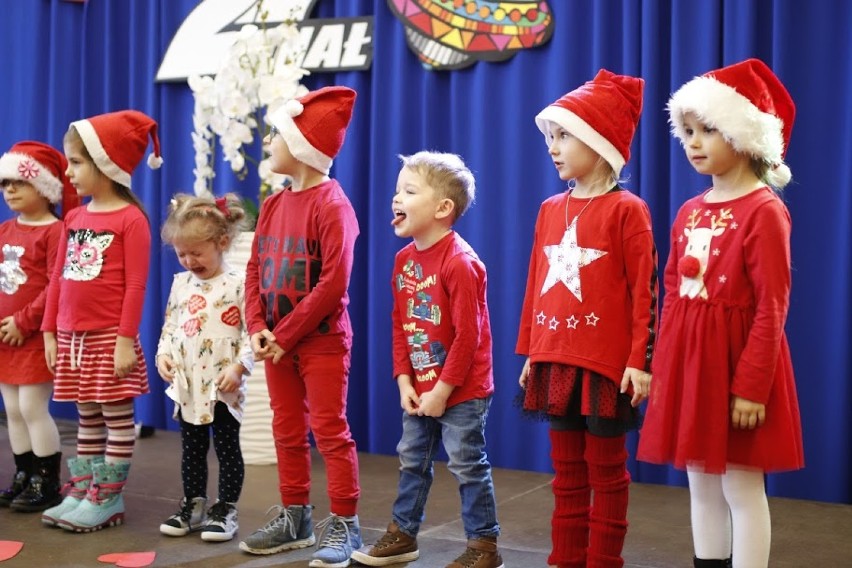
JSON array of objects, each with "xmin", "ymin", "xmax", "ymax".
[{"xmin": 391, "ymin": 396, "xmax": 500, "ymax": 539}]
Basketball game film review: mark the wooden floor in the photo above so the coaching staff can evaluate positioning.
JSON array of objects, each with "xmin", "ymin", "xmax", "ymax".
[{"xmin": 0, "ymin": 419, "xmax": 850, "ymax": 567}]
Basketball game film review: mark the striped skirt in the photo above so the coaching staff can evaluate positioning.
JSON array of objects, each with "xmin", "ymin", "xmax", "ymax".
[{"xmin": 52, "ymin": 328, "xmax": 149, "ymax": 403}]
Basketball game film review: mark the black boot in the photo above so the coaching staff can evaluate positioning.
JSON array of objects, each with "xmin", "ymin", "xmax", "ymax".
[
  {"xmin": 0, "ymin": 451, "xmax": 34, "ymax": 507},
  {"xmin": 694, "ymin": 557, "xmax": 733, "ymax": 568},
  {"xmin": 10, "ymin": 452, "xmax": 62, "ymax": 512}
]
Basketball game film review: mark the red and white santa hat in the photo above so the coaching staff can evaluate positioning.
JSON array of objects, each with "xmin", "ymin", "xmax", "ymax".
[
  {"xmin": 535, "ymin": 69, "xmax": 645, "ymax": 177},
  {"xmin": 268, "ymin": 86, "xmax": 357, "ymax": 175},
  {"xmin": 70, "ymin": 109, "xmax": 163, "ymax": 189},
  {"xmin": 668, "ymin": 58, "xmax": 795, "ymax": 187},
  {"xmin": 0, "ymin": 140, "xmax": 81, "ymax": 216}
]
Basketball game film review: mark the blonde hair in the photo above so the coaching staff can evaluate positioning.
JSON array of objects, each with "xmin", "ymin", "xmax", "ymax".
[
  {"xmin": 64, "ymin": 126, "xmax": 149, "ymax": 217},
  {"xmin": 161, "ymin": 193, "xmax": 247, "ymax": 247},
  {"xmin": 399, "ymin": 151, "xmax": 475, "ymax": 222}
]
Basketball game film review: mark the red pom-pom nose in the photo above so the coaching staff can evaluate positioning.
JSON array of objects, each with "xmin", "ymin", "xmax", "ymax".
[{"xmin": 678, "ymin": 255, "xmax": 701, "ymax": 278}]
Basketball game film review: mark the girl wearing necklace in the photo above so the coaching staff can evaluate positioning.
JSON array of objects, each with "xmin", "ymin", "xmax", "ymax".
[{"xmin": 516, "ymin": 69, "xmax": 658, "ymax": 568}]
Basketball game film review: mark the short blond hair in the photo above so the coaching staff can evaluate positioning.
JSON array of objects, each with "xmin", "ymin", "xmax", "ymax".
[
  {"xmin": 399, "ymin": 151, "xmax": 475, "ymax": 222},
  {"xmin": 161, "ymin": 192, "xmax": 246, "ymax": 247}
]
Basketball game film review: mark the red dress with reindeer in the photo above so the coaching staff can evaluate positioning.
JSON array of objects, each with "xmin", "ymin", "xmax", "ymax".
[{"xmin": 638, "ymin": 188, "xmax": 804, "ymax": 473}]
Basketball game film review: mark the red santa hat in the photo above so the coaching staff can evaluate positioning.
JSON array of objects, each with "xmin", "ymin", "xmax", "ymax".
[
  {"xmin": 70, "ymin": 110, "xmax": 163, "ymax": 189},
  {"xmin": 0, "ymin": 140, "xmax": 81, "ymax": 217},
  {"xmin": 535, "ymin": 69, "xmax": 644, "ymax": 177},
  {"xmin": 668, "ymin": 58, "xmax": 796, "ymax": 187},
  {"xmin": 268, "ymin": 86, "xmax": 357, "ymax": 175}
]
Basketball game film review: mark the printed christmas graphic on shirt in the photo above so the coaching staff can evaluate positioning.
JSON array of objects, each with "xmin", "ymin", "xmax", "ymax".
[
  {"xmin": 0, "ymin": 244, "xmax": 27, "ymax": 294},
  {"xmin": 62, "ymin": 228, "xmax": 115, "ymax": 282},
  {"xmin": 677, "ymin": 207, "xmax": 735, "ymax": 300},
  {"xmin": 540, "ymin": 216, "xmax": 607, "ymax": 301},
  {"xmin": 395, "ymin": 259, "xmax": 447, "ymax": 383}
]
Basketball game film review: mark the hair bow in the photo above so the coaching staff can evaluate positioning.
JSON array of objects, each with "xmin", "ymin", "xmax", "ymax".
[{"xmin": 215, "ymin": 197, "xmax": 231, "ymax": 219}]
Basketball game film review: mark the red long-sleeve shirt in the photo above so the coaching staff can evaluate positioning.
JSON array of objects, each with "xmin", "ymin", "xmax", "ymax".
[
  {"xmin": 245, "ymin": 179, "xmax": 359, "ymax": 352},
  {"xmin": 42, "ymin": 205, "xmax": 150, "ymax": 337},
  {"xmin": 517, "ymin": 188, "xmax": 658, "ymax": 384},
  {"xmin": 392, "ymin": 232, "xmax": 494, "ymax": 408}
]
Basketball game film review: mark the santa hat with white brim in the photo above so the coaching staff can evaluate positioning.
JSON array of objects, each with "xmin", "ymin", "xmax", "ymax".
[
  {"xmin": 70, "ymin": 109, "xmax": 163, "ymax": 189},
  {"xmin": 668, "ymin": 58, "xmax": 795, "ymax": 187}
]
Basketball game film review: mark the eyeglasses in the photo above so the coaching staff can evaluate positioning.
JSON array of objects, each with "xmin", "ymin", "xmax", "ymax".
[{"xmin": 269, "ymin": 125, "xmax": 280, "ymax": 138}]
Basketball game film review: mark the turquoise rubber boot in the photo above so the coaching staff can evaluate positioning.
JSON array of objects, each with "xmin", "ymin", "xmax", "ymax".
[
  {"xmin": 58, "ymin": 460, "xmax": 129, "ymax": 532},
  {"xmin": 42, "ymin": 455, "xmax": 103, "ymax": 527}
]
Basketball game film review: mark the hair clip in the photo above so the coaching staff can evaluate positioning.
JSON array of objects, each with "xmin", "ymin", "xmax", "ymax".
[
  {"xmin": 170, "ymin": 197, "xmax": 178, "ymax": 209},
  {"xmin": 215, "ymin": 196, "xmax": 231, "ymax": 219}
]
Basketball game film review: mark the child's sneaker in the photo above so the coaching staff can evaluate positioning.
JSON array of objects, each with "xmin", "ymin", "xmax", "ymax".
[
  {"xmin": 350, "ymin": 521, "xmax": 419, "ymax": 566},
  {"xmin": 201, "ymin": 501, "xmax": 238, "ymax": 542},
  {"xmin": 159, "ymin": 497, "xmax": 207, "ymax": 536},
  {"xmin": 446, "ymin": 536, "xmax": 504, "ymax": 568},
  {"xmin": 309, "ymin": 513, "xmax": 362, "ymax": 568},
  {"xmin": 239, "ymin": 504, "xmax": 316, "ymax": 555}
]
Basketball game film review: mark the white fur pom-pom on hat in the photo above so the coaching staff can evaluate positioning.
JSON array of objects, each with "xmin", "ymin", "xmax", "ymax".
[
  {"xmin": 668, "ymin": 58, "xmax": 796, "ymax": 188},
  {"xmin": 147, "ymin": 152, "xmax": 163, "ymax": 169},
  {"xmin": 285, "ymin": 99, "xmax": 304, "ymax": 117}
]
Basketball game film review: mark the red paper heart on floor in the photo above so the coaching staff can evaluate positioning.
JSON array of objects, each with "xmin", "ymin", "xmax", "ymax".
[
  {"xmin": 97, "ymin": 552, "xmax": 156, "ymax": 567},
  {"xmin": 0, "ymin": 541, "xmax": 24, "ymax": 562}
]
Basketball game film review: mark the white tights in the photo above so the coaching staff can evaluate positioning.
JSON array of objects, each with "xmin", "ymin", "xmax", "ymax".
[
  {"xmin": 687, "ymin": 466, "xmax": 770, "ymax": 568},
  {"xmin": 0, "ymin": 383, "xmax": 61, "ymax": 456}
]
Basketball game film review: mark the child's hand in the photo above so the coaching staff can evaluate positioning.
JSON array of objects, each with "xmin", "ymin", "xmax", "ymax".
[
  {"xmin": 519, "ymin": 357, "xmax": 531, "ymax": 388},
  {"xmin": 216, "ymin": 363, "xmax": 244, "ymax": 394},
  {"xmin": 0, "ymin": 316, "xmax": 25, "ymax": 347},
  {"xmin": 43, "ymin": 332, "xmax": 57, "ymax": 375},
  {"xmin": 416, "ymin": 381, "xmax": 453, "ymax": 418},
  {"xmin": 114, "ymin": 336, "xmax": 138, "ymax": 378},
  {"xmin": 730, "ymin": 396, "xmax": 766, "ymax": 429},
  {"xmin": 397, "ymin": 374, "xmax": 420, "ymax": 415},
  {"xmin": 621, "ymin": 366, "xmax": 651, "ymax": 407},
  {"xmin": 268, "ymin": 342, "xmax": 286, "ymax": 364},
  {"xmin": 251, "ymin": 330, "xmax": 278, "ymax": 359},
  {"xmin": 156, "ymin": 354, "xmax": 176, "ymax": 383}
]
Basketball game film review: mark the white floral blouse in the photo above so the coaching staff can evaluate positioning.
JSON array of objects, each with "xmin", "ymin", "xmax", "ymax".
[{"xmin": 157, "ymin": 267, "xmax": 253, "ymax": 425}]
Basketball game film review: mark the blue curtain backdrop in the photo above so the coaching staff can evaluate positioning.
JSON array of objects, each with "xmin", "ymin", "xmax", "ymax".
[{"xmin": 0, "ymin": 0, "xmax": 849, "ymax": 504}]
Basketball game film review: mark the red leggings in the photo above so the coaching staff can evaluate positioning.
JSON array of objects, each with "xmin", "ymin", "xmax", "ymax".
[
  {"xmin": 264, "ymin": 347, "xmax": 360, "ymax": 516},
  {"xmin": 549, "ymin": 429, "xmax": 630, "ymax": 568}
]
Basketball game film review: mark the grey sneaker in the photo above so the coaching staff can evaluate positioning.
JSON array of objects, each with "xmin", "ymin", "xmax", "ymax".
[
  {"xmin": 309, "ymin": 513, "xmax": 362, "ymax": 568},
  {"xmin": 239, "ymin": 504, "xmax": 316, "ymax": 555},
  {"xmin": 159, "ymin": 497, "xmax": 207, "ymax": 537},
  {"xmin": 201, "ymin": 501, "xmax": 238, "ymax": 542}
]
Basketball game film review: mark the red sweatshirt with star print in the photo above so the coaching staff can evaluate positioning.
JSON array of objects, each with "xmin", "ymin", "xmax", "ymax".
[{"xmin": 516, "ymin": 188, "xmax": 658, "ymax": 384}]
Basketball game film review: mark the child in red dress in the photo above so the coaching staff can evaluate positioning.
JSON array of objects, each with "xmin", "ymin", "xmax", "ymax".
[
  {"xmin": 0, "ymin": 141, "xmax": 79, "ymax": 512},
  {"xmin": 638, "ymin": 58, "xmax": 805, "ymax": 568}
]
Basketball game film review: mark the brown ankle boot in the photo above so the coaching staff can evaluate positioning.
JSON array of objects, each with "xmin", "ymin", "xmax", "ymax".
[
  {"xmin": 446, "ymin": 536, "xmax": 504, "ymax": 568},
  {"xmin": 350, "ymin": 521, "xmax": 419, "ymax": 566}
]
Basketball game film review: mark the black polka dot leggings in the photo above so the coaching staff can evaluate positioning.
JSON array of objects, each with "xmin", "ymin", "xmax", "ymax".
[{"xmin": 179, "ymin": 402, "xmax": 244, "ymax": 503}]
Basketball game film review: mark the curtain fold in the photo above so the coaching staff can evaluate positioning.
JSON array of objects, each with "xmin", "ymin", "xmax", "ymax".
[{"xmin": 0, "ymin": 0, "xmax": 848, "ymax": 503}]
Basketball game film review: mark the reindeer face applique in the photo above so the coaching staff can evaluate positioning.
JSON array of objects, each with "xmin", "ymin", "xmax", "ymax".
[
  {"xmin": 0, "ymin": 244, "xmax": 27, "ymax": 295},
  {"xmin": 678, "ymin": 208, "xmax": 733, "ymax": 299},
  {"xmin": 63, "ymin": 229, "xmax": 115, "ymax": 281}
]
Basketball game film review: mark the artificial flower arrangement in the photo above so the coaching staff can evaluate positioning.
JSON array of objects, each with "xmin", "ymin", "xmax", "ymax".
[{"xmin": 188, "ymin": 1, "xmax": 307, "ymax": 223}]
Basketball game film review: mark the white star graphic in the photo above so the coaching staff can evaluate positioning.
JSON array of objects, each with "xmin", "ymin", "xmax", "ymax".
[
  {"xmin": 731, "ymin": 221, "xmax": 739, "ymax": 229},
  {"xmin": 712, "ymin": 248, "xmax": 721, "ymax": 256},
  {"xmin": 536, "ymin": 311, "xmax": 547, "ymax": 325},
  {"xmin": 585, "ymin": 312, "xmax": 600, "ymax": 326},
  {"xmin": 719, "ymin": 275, "xmax": 727, "ymax": 283},
  {"xmin": 566, "ymin": 315, "xmax": 579, "ymax": 329},
  {"xmin": 540, "ymin": 217, "xmax": 607, "ymax": 301},
  {"xmin": 678, "ymin": 235, "xmax": 683, "ymax": 242},
  {"xmin": 548, "ymin": 317, "xmax": 560, "ymax": 330},
  {"xmin": 704, "ymin": 210, "xmax": 711, "ymax": 216}
]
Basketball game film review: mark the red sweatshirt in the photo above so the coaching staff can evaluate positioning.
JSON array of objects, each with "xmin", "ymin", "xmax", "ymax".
[
  {"xmin": 392, "ymin": 232, "xmax": 494, "ymax": 408},
  {"xmin": 42, "ymin": 205, "xmax": 150, "ymax": 337},
  {"xmin": 245, "ymin": 179, "xmax": 359, "ymax": 353},
  {"xmin": 517, "ymin": 188, "xmax": 658, "ymax": 383}
]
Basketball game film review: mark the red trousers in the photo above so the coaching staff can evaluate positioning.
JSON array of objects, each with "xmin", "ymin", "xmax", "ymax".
[{"xmin": 264, "ymin": 347, "xmax": 360, "ymax": 516}]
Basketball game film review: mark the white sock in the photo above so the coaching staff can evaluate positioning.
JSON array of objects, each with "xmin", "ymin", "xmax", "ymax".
[
  {"xmin": 722, "ymin": 468, "xmax": 770, "ymax": 568},
  {"xmin": 688, "ymin": 468, "xmax": 732, "ymax": 560}
]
